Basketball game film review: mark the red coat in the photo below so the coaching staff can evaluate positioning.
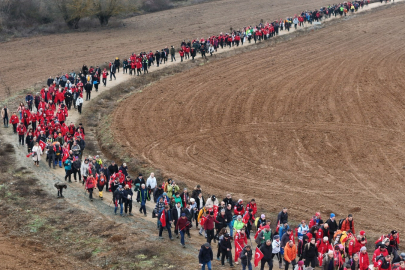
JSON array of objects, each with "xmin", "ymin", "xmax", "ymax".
[
  {"xmin": 17, "ymin": 125, "xmax": 26, "ymax": 135},
  {"xmin": 234, "ymin": 203, "xmax": 245, "ymax": 215},
  {"xmin": 246, "ymin": 202, "xmax": 257, "ymax": 216},
  {"xmin": 10, "ymin": 115, "xmax": 19, "ymax": 124},
  {"xmin": 373, "ymin": 248, "xmax": 389, "ymax": 266},
  {"xmin": 136, "ymin": 61, "xmax": 142, "ymax": 69},
  {"xmin": 341, "ymin": 218, "xmax": 355, "ymax": 234},
  {"xmin": 57, "ymin": 112, "xmax": 65, "ymax": 122},
  {"xmin": 86, "ymin": 176, "xmax": 96, "ymax": 189},
  {"xmin": 317, "ymin": 240, "xmax": 333, "ymax": 255},
  {"xmin": 359, "ymin": 252, "xmax": 370, "ymax": 270},
  {"xmin": 235, "ymin": 232, "xmax": 247, "ymax": 246},
  {"xmin": 348, "ymin": 239, "xmax": 359, "ymax": 256}
]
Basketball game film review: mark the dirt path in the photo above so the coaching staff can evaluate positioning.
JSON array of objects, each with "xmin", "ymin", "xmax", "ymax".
[
  {"xmin": 0, "ymin": 0, "xmax": 394, "ymax": 98},
  {"xmin": 111, "ymin": 1, "xmax": 405, "ymax": 237},
  {"xmin": 0, "ymin": 1, "xmax": 402, "ymax": 267}
]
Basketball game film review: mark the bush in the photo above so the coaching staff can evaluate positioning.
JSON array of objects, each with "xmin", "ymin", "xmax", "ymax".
[{"xmin": 141, "ymin": 0, "xmax": 171, "ymax": 12}]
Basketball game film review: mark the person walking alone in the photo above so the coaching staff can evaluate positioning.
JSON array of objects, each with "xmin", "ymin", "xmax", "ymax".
[
  {"xmin": 1, "ymin": 105, "xmax": 9, "ymax": 128},
  {"xmin": 170, "ymin": 46, "xmax": 176, "ymax": 62},
  {"xmin": 110, "ymin": 62, "xmax": 116, "ymax": 81},
  {"xmin": 76, "ymin": 96, "xmax": 83, "ymax": 114}
]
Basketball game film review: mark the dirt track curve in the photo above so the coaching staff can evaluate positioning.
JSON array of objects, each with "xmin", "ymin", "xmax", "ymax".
[
  {"xmin": 1, "ymin": 0, "xmax": 356, "ymax": 97},
  {"xmin": 113, "ymin": 3, "xmax": 405, "ymax": 235}
]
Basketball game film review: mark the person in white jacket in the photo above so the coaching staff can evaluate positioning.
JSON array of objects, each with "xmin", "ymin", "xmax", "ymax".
[
  {"xmin": 76, "ymin": 96, "xmax": 83, "ymax": 114},
  {"xmin": 31, "ymin": 142, "xmax": 42, "ymax": 167},
  {"xmin": 272, "ymin": 234, "xmax": 282, "ymax": 269},
  {"xmin": 81, "ymin": 158, "xmax": 89, "ymax": 185},
  {"xmin": 146, "ymin": 172, "xmax": 157, "ymax": 201}
]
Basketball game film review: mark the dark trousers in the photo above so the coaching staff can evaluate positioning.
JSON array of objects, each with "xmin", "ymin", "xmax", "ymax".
[
  {"xmin": 221, "ymin": 250, "xmax": 233, "ymax": 266},
  {"xmin": 261, "ymin": 258, "xmax": 273, "ymax": 270},
  {"xmin": 88, "ymin": 188, "xmax": 93, "ymax": 199},
  {"xmin": 78, "ymin": 104, "xmax": 82, "ymax": 114},
  {"xmin": 65, "ymin": 169, "xmax": 72, "ymax": 182},
  {"xmin": 48, "ymin": 154, "xmax": 55, "ymax": 168},
  {"xmin": 206, "ymin": 229, "xmax": 215, "ymax": 244},
  {"xmin": 86, "ymin": 91, "xmax": 91, "ymax": 100},
  {"xmin": 284, "ymin": 259, "xmax": 296, "ymax": 270},
  {"xmin": 140, "ymin": 204, "xmax": 146, "ymax": 214},
  {"xmin": 171, "ymin": 54, "xmax": 176, "ymax": 61},
  {"xmin": 102, "ymin": 78, "xmax": 107, "ymax": 86},
  {"xmin": 272, "ymin": 253, "xmax": 282, "ymax": 263},
  {"xmin": 57, "ymin": 188, "xmax": 64, "ymax": 197},
  {"xmin": 12, "ymin": 123, "xmax": 17, "ymax": 133},
  {"xmin": 32, "ymin": 121, "xmax": 36, "ymax": 131},
  {"xmin": 110, "ymin": 72, "xmax": 116, "ymax": 80},
  {"xmin": 159, "ymin": 224, "xmax": 172, "ymax": 238},
  {"xmin": 73, "ymin": 168, "xmax": 81, "ymax": 181},
  {"xmin": 3, "ymin": 116, "xmax": 8, "ymax": 127},
  {"xmin": 18, "ymin": 134, "xmax": 24, "ymax": 145},
  {"xmin": 305, "ymin": 257, "xmax": 316, "ymax": 268},
  {"xmin": 125, "ymin": 200, "xmax": 132, "ymax": 213}
]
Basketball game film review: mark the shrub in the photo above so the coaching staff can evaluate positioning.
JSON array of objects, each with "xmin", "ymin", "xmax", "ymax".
[{"xmin": 141, "ymin": 0, "xmax": 171, "ymax": 13}]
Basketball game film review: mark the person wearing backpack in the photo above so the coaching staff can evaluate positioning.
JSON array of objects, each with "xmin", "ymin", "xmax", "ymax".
[
  {"xmin": 326, "ymin": 213, "xmax": 338, "ymax": 242},
  {"xmin": 97, "ymin": 171, "xmax": 107, "ymax": 199},
  {"xmin": 377, "ymin": 254, "xmax": 392, "ymax": 270},
  {"xmin": 304, "ymin": 238, "xmax": 318, "ymax": 268},
  {"xmin": 373, "ymin": 244, "xmax": 389, "ymax": 267},
  {"xmin": 340, "ymin": 214, "xmax": 355, "ymax": 234},
  {"xmin": 240, "ymin": 245, "xmax": 253, "ymax": 270},
  {"xmin": 298, "ymin": 220, "xmax": 309, "ymax": 240},
  {"xmin": 256, "ymin": 225, "xmax": 272, "ymax": 247}
]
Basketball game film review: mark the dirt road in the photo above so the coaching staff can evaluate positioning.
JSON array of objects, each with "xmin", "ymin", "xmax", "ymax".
[
  {"xmin": 112, "ymin": 2, "xmax": 405, "ymax": 235},
  {"xmin": 0, "ymin": 0, "xmax": 380, "ymax": 97}
]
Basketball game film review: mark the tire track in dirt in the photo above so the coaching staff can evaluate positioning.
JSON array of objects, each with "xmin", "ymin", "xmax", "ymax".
[{"xmin": 112, "ymin": 3, "xmax": 405, "ymax": 234}]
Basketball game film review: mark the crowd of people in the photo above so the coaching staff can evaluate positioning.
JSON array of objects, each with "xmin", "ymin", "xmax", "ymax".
[{"xmin": 0, "ymin": 0, "xmax": 398, "ymax": 269}]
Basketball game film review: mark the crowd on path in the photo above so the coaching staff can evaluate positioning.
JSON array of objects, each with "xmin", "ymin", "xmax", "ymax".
[{"xmin": 0, "ymin": 0, "xmax": 399, "ymax": 269}]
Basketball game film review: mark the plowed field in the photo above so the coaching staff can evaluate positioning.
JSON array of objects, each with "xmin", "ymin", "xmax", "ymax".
[
  {"xmin": 0, "ymin": 0, "xmax": 341, "ymax": 97},
  {"xmin": 112, "ymin": 3, "xmax": 405, "ymax": 234}
]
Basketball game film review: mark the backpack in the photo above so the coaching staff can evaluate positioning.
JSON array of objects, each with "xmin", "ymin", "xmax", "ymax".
[{"xmin": 338, "ymin": 218, "xmax": 345, "ymax": 230}]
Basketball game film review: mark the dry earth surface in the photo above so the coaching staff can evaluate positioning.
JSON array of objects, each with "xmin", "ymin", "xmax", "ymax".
[
  {"xmin": 1, "ymin": 0, "xmax": 351, "ymax": 97},
  {"xmin": 112, "ymin": 2, "xmax": 405, "ymax": 235}
]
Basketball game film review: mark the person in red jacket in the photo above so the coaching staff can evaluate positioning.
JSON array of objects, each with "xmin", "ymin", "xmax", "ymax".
[
  {"xmin": 316, "ymin": 223, "xmax": 329, "ymax": 241},
  {"xmin": 234, "ymin": 199, "xmax": 244, "ymax": 215},
  {"xmin": 359, "ymin": 246, "xmax": 370, "ymax": 270},
  {"xmin": 348, "ymin": 234, "xmax": 358, "ymax": 258},
  {"xmin": 17, "ymin": 122, "xmax": 26, "ymax": 145},
  {"xmin": 179, "ymin": 49, "xmax": 185, "ymax": 62},
  {"xmin": 57, "ymin": 110, "xmax": 66, "ymax": 125},
  {"xmin": 317, "ymin": 236, "xmax": 333, "ymax": 256},
  {"xmin": 341, "ymin": 214, "xmax": 355, "ymax": 234},
  {"xmin": 234, "ymin": 229, "xmax": 247, "ymax": 264},
  {"xmin": 85, "ymin": 175, "xmax": 96, "ymax": 201},
  {"xmin": 377, "ymin": 254, "xmax": 392, "ymax": 270},
  {"xmin": 373, "ymin": 244, "xmax": 389, "ymax": 267},
  {"xmin": 10, "ymin": 112, "xmax": 19, "ymax": 133},
  {"xmin": 246, "ymin": 199, "xmax": 257, "ymax": 216},
  {"xmin": 204, "ymin": 211, "xmax": 220, "ymax": 245},
  {"xmin": 136, "ymin": 60, "xmax": 142, "ymax": 76},
  {"xmin": 130, "ymin": 60, "xmax": 136, "ymax": 75}
]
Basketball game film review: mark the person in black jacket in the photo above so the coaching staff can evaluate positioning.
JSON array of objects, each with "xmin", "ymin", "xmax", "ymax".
[
  {"xmin": 113, "ymin": 185, "xmax": 124, "ymax": 216},
  {"xmin": 326, "ymin": 213, "xmax": 338, "ymax": 243},
  {"xmin": 199, "ymin": 242, "xmax": 213, "ymax": 269},
  {"xmin": 114, "ymin": 57, "xmax": 120, "ymax": 73},
  {"xmin": 154, "ymin": 51, "xmax": 160, "ymax": 67},
  {"xmin": 223, "ymin": 194, "xmax": 234, "ymax": 208},
  {"xmin": 215, "ymin": 209, "xmax": 228, "ymax": 239},
  {"xmin": 108, "ymin": 161, "xmax": 119, "ymax": 178},
  {"xmin": 123, "ymin": 184, "xmax": 133, "ymax": 216},
  {"xmin": 119, "ymin": 163, "xmax": 128, "ymax": 177},
  {"xmin": 277, "ymin": 208, "xmax": 288, "ymax": 225},
  {"xmin": 303, "ymin": 238, "xmax": 318, "ymax": 268},
  {"xmin": 110, "ymin": 62, "xmax": 116, "ymax": 81},
  {"xmin": 240, "ymin": 245, "xmax": 253, "ymax": 270},
  {"xmin": 298, "ymin": 234, "xmax": 309, "ymax": 260},
  {"xmin": 84, "ymin": 82, "xmax": 92, "ymax": 101},
  {"xmin": 260, "ymin": 239, "xmax": 273, "ymax": 270},
  {"xmin": 220, "ymin": 234, "xmax": 234, "ymax": 267},
  {"xmin": 54, "ymin": 182, "xmax": 67, "ymax": 198},
  {"xmin": 25, "ymin": 131, "xmax": 34, "ymax": 153}
]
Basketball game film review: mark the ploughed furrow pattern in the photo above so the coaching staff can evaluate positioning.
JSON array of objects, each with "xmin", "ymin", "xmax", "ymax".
[
  {"xmin": 113, "ymin": 4, "xmax": 405, "ymax": 234},
  {"xmin": 0, "ymin": 0, "xmax": 351, "ymax": 96}
]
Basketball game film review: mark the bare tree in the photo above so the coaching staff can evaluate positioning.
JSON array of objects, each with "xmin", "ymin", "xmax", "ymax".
[
  {"xmin": 91, "ymin": 0, "xmax": 136, "ymax": 26},
  {"xmin": 56, "ymin": 0, "xmax": 92, "ymax": 29}
]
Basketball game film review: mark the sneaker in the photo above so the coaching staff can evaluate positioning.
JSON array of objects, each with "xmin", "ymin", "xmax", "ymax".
[
  {"xmin": 159, "ymin": 236, "xmax": 164, "ymax": 239},
  {"xmin": 170, "ymin": 238, "xmax": 174, "ymax": 241},
  {"xmin": 216, "ymin": 257, "xmax": 220, "ymax": 261},
  {"xmin": 176, "ymin": 235, "xmax": 179, "ymax": 239},
  {"xmin": 235, "ymin": 262, "xmax": 239, "ymax": 265},
  {"xmin": 187, "ymin": 234, "xmax": 191, "ymax": 238},
  {"xmin": 144, "ymin": 213, "xmax": 147, "ymax": 217},
  {"xmin": 199, "ymin": 232, "xmax": 203, "ymax": 236},
  {"xmin": 129, "ymin": 213, "xmax": 133, "ymax": 216},
  {"xmin": 182, "ymin": 245, "xmax": 185, "ymax": 248}
]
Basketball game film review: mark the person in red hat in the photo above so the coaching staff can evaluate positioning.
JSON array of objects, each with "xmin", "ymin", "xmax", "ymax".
[{"xmin": 309, "ymin": 212, "xmax": 323, "ymax": 228}]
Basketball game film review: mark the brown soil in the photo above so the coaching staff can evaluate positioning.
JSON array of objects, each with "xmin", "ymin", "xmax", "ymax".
[
  {"xmin": 112, "ymin": 3, "xmax": 405, "ymax": 235},
  {"xmin": 0, "ymin": 0, "xmax": 342, "ymax": 97}
]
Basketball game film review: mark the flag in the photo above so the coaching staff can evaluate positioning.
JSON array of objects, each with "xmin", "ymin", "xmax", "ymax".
[
  {"xmin": 200, "ymin": 215, "xmax": 207, "ymax": 226},
  {"xmin": 164, "ymin": 197, "xmax": 168, "ymax": 205},
  {"xmin": 254, "ymin": 247, "xmax": 264, "ymax": 267},
  {"xmin": 235, "ymin": 241, "xmax": 243, "ymax": 258},
  {"xmin": 318, "ymin": 253, "xmax": 323, "ymax": 266},
  {"xmin": 39, "ymin": 140, "xmax": 46, "ymax": 151},
  {"xmin": 276, "ymin": 220, "xmax": 280, "ymax": 233},
  {"xmin": 26, "ymin": 153, "xmax": 32, "ymax": 158},
  {"xmin": 254, "ymin": 226, "xmax": 263, "ymax": 240},
  {"xmin": 160, "ymin": 210, "xmax": 166, "ymax": 227},
  {"xmin": 242, "ymin": 212, "xmax": 250, "ymax": 224}
]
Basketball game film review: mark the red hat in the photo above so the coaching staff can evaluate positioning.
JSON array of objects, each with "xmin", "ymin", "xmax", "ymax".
[
  {"xmin": 360, "ymin": 231, "xmax": 365, "ymax": 236},
  {"xmin": 315, "ymin": 212, "xmax": 320, "ymax": 216},
  {"xmin": 264, "ymin": 225, "xmax": 270, "ymax": 229}
]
